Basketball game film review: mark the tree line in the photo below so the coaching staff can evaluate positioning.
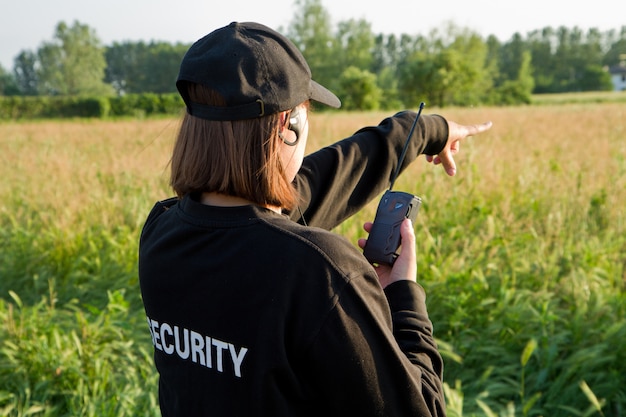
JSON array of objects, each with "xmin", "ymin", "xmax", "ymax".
[{"xmin": 1, "ymin": 0, "xmax": 625, "ymax": 110}]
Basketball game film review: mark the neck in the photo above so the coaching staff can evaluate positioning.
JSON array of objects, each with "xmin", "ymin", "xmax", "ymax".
[{"xmin": 200, "ymin": 192, "xmax": 282, "ymax": 214}]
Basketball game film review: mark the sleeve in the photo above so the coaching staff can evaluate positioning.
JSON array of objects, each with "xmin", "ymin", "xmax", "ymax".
[
  {"xmin": 384, "ymin": 281, "xmax": 444, "ymax": 382},
  {"xmin": 290, "ymin": 112, "xmax": 449, "ymax": 229},
  {"xmin": 303, "ymin": 273, "xmax": 446, "ymax": 417}
]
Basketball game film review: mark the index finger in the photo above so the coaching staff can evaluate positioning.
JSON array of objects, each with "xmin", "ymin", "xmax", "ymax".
[{"xmin": 465, "ymin": 121, "xmax": 493, "ymax": 136}]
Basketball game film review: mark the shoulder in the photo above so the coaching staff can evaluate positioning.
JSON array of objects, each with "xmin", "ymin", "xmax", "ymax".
[
  {"xmin": 261, "ymin": 216, "xmax": 373, "ymax": 281},
  {"xmin": 145, "ymin": 197, "xmax": 178, "ymax": 222},
  {"xmin": 140, "ymin": 197, "xmax": 179, "ymax": 234}
]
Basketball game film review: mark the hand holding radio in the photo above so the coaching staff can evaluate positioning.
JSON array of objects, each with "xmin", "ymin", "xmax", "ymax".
[
  {"xmin": 362, "ymin": 103, "xmax": 425, "ymax": 266},
  {"xmin": 359, "ymin": 218, "xmax": 417, "ymax": 288},
  {"xmin": 362, "ymin": 190, "xmax": 421, "ymax": 265}
]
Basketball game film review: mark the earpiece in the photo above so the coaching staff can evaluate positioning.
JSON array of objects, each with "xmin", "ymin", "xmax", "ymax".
[
  {"xmin": 280, "ymin": 107, "xmax": 301, "ymax": 146},
  {"xmin": 288, "ymin": 107, "xmax": 301, "ymax": 140}
]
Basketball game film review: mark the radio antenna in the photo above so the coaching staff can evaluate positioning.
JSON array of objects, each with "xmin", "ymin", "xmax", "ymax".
[{"xmin": 389, "ymin": 102, "xmax": 425, "ymax": 191}]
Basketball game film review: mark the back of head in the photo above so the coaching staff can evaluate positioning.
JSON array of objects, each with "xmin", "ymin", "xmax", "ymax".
[
  {"xmin": 170, "ymin": 84, "xmax": 299, "ymax": 209},
  {"xmin": 170, "ymin": 22, "xmax": 341, "ymax": 210}
]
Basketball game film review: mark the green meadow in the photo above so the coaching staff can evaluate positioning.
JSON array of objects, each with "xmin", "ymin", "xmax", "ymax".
[{"xmin": 1, "ymin": 102, "xmax": 625, "ymax": 416}]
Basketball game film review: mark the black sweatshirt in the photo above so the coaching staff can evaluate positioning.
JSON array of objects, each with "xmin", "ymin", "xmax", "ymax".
[{"xmin": 139, "ymin": 111, "xmax": 449, "ymax": 417}]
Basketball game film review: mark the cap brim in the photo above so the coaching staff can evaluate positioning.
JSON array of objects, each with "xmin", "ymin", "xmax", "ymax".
[{"xmin": 311, "ymin": 80, "xmax": 341, "ymax": 108}]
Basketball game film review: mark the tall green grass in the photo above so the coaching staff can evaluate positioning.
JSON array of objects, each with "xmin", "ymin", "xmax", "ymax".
[
  {"xmin": 0, "ymin": 118, "xmax": 172, "ymax": 416},
  {"xmin": 0, "ymin": 104, "xmax": 624, "ymax": 416}
]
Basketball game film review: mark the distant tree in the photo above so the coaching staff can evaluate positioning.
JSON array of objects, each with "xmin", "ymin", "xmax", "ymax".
[
  {"xmin": 375, "ymin": 66, "xmax": 403, "ymax": 110},
  {"xmin": 13, "ymin": 50, "xmax": 39, "ymax": 95},
  {"xmin": 527, "ymin": 25, "xmax": 622, "ymax": 93},
  {"xmin": 495, "ymin": 50, "xmax": 534, "ymax": 104},
  {"xmin": 371, "ymin": 34, "xmax": 388, "ymax": 76},
  {"xmin": 398, "ymin": 25, "xmax": 490, "ymax": 107},
  {"xmin": 138, "ymin": 42, "xmax": 188, "ymax": 93},
  {"xmin": 430, "ymin": 49, "xmax": 467, "ymax": 107},
  {"xmin": 552, "ymin": 26, "xmax": 589, "ymax": 92},
  {"xmin": 578, "ymin": 64, "xmax": 613, "ymax": 91},
  {"xmin": 370, "ymin": 34, "xmax": 404, "ymax": 109},
  {"xmin": 567, "ymin": 27, "xmax": 610, "ymax": 91},
  {"xmin": 602, "ymin": 26, "xmax": 626, "ymax": 66},
  {"xmin": 397, "ymin": 49, "xmax": 434, "ymax": 108},
  {"xmin": 526, "ymin": 28, "xmax": 557, "ymax": 93},
  {"xmin": 37, "ymin": 20, "xmax": 112, "ymax": 96},
  {"xmin": 394, "ymin": 33, "xmax": 433, "ymax": 107},
  {"xmin": 105, "ymin": 41, "xmax": 137, "ymax": 95},
  {"xmin": 483, "ymin": 35, "xmax": 503, "ymax": 104},
  {"xmin": 0, "ymin": 64, "xmax": 19, "ymax": 95},
  {"xmin": 287, "ymin": 0, "xmax": 338, "ymax": 93},
  {"xmin": 445, "ymin": 27, "xmax": 492, "ymax": 105},
  {"xmin": 335, "ymin": 19, "xmax": 375, "ymax": 71},
  {"xmin": 499, "ymin": 33, "xmax": 529, "ymax": 87},
  {"xmin": 336, "ymin": 66, "xmax": 382, "ymax": 110},
  {"xmin": 105, "ymin": 41, "xmax": 187, "ymax": 95}
]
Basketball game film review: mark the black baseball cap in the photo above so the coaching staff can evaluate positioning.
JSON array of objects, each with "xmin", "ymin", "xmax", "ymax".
[{"xmin": 176, "ymin": 21, "xmax": 341, "ymax": 121}]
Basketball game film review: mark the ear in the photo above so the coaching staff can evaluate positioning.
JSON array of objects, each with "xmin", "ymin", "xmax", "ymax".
[
  {"xmin": 278, "ymin": 109, "xmax": 300, "ymax": 146},
  {"xmin": 279, "ymin": 110, "xmax": 289, "ymax": 127}
]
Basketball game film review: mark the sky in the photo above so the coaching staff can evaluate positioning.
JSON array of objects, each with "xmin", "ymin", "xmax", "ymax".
[{"xmin": 1, "ymin": 0, "xmax": 625, "ymax": 70}]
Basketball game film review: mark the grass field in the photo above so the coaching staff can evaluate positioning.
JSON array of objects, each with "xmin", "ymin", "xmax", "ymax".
[{"xmin": 1, "ymin": 102, "xmax": 625, "ymax": 416}]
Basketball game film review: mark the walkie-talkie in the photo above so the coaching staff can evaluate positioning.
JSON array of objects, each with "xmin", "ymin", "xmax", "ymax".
[{"xmin": 363, "ymin": 102, "xmax": 425, "ymax": 265}]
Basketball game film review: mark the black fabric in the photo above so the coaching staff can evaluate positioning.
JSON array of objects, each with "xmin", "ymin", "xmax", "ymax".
[
  {"xmin": 176, "ymin": 21, "xmax": 341, "ymax": 121},
  {"xmin": 139, "ymin": 112, "xmax": 449, "ymax": 416},
  {"xmin": 291, "ymin": 111, "xmax": 449, "ymax": 229}
]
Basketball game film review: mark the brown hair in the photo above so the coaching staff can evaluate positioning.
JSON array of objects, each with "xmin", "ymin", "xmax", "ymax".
[{"xmin": 170, "ymin": 83, "xmax": 299, "ymax": 211}]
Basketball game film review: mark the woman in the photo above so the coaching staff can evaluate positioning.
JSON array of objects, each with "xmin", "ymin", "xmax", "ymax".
[{"xmin": 139, "ymin": 21, "xmax": 492, "ymax": 417}]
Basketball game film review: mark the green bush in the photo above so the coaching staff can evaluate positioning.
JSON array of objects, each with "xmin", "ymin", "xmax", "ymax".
[
  {"xmin": 52, "ymin": 97, "xmax": 111, "ymax": 118},
  {"xmin": 105, "ymin": 93, "xmax": 184, "ymax": 118},
  {"xmin": 0, "ymin": 93, "xmax": 183, "ymax": 120},
  {"xmin": 0, "ymin": 96, "xmax": 51, "ymax": 119}
]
